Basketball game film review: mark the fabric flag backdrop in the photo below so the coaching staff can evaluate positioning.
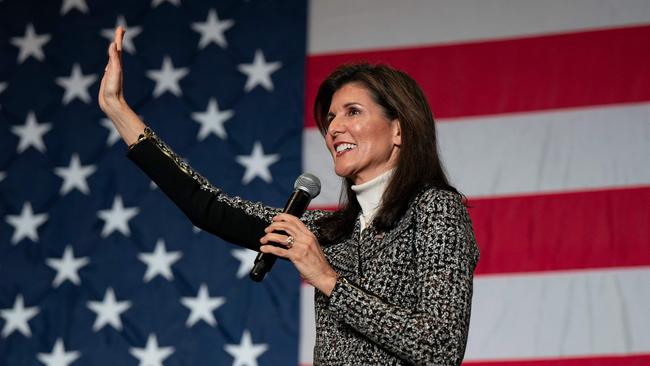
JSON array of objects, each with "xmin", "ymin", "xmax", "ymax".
[
  {"xmin": 300, "ymin": 1, "xmax": 650, "ymax": 366},
  {"xmin": 1, "ymin": 1, "xmax": 649, "ymax": 366},
  {"xmin": 1, "ymin": 0, "xmax": 306, "ymax": 365}
]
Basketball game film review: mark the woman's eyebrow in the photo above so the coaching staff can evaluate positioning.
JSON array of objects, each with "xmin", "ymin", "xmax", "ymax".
[{"xmin": 328, "ymin": 102, "xmax": 363, "ymax": 118}]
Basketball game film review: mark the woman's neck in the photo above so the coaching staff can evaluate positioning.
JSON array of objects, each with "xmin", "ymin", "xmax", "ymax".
[{"xmin": 351, "ymin": 169, "xmax": 393, "ymax": 230}]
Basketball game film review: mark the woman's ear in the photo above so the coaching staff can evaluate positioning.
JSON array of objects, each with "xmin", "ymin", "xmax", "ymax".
[{"xmin": 392, "ymin": 119, "xmax": 402, "ymax": 146}]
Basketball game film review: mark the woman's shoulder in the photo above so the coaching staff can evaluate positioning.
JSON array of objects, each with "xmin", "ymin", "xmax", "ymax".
[
  {"xmin": 411, "ymin": 186, "xmax": 479, "ymax": 263},
  {"xmin": 411, "ymin": 186, "xmax": 465, "ymax": 214}
]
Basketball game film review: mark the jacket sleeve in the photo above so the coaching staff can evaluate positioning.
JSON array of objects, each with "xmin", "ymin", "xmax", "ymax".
[
  {"xmin": 327, "ymin": 189, "xmax": 479, "ymax": 365},
  {"xmin": 126, "ymin": 127, "xmax": 324, "ymax": 250}
]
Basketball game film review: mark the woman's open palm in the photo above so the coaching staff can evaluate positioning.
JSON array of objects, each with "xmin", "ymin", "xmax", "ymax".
[{"xmin": 98, "ymin": 26, "xmax": 125, "ymax": 114}]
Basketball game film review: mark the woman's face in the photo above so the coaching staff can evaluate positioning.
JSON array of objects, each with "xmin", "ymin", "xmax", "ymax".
[{"xmin": 325, "ymin": 83, "xmax": 401, "ymax": 185}]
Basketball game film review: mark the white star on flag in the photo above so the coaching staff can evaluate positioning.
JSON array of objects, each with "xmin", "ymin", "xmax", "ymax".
[
  {"xmin": 60, "ymin": 0, "xmax": 88, "ymax": 15},
  {"xmin": 100, "ymin": 15, "xmax": 142, "ymax": 54},
  {"xmin": 54, "ymin": 154, "xmax": 97, "ymax": 195},
  {"xmin": 180, "ymin": 283, "xmax": 225, "ymax": 327},
  {"xmin": 0, "ymin": 294, "xmax": 40, "ymax": 338},
  {"xmin": 10, "ymin": 23, "xmax": 51, "ymax": 63},
  {"xmin": 146, "ymin": 56, "xmax": 189, "ymax": 97},
  {"xmin": 151, "ymin": 0, "xmax": 180, "ymax": 8},
  {"xmin": 129, "ymin": 334, "xmax": 175, "ymax": 366},
  {"xmin": 237, "ymin": 49, "xmax": 282, "ymax": 92},
  {"xmin": 224, "ymin": 329, "xmax": 268, "ymax": 366},
  {"xmin": 11, "ymin": 111, "xmax": 52, "ymax": 153},
  {"xmin": 97, "ymin": 195, "xmax": 140, "ymax": 237},
  {"xmin": 100, "ymin": 118, "xmax": 121, "ymax": 146},
  {"xmin": 45, "ymin": 245, "xmax": 90, "ymax": 287},
  {"xmin": 231, "ymin": 249, "xmax": 258, "ymax": 279},
  {"xmin": 138, "ymin": 239, "xmax": 182, "ymax": 282},
  {"xmin": 191, "ymin": 9, "xmax": 234, "ymax": 49},
  {"xmin": 6, "ymin": 201, "xmax": 49, "ymax": 244},
  {"xmin": 87, "ymin": 287, "xmax": 132, "ymax": 332},
  {"xmin": 56, "ymin": 63, "xmax": 98, "ymax": 105},
  {"xmin": 191, "ymin": 98, "xmax": 234, "ymax": 141},
  {"xmin": 37, "ymin": 338, "xmax": 81, "ymax": 366},
  {"xmin": 236, "ymin": 141, "xmax": 280, "ymax": 184}
]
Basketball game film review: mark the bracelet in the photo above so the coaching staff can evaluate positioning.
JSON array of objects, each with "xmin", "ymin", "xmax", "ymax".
[{"xmin": 128, "ymin": 126, "xmax": 152, "ymax": 150}]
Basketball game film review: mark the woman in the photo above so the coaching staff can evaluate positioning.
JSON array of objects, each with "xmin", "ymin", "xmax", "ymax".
[{"xmin": 100, "ymin": 27, "xmax": 479, "ymax": 365}]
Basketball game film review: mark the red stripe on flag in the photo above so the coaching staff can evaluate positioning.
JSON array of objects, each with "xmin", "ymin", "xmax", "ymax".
[
  {"xmin": 463, "ymin": 354, "xmax": 650, "ymax": 366},
  {"xmin": 469, "ymin": 186, "xmax": 650, "ymax": 275},
  {"xmin": 304, "ymin": 25, "xmax": 650, "ymax": 127},
  {"xmin": 310, "ymin": 186, "xmax": 650, "ymax": 274}
]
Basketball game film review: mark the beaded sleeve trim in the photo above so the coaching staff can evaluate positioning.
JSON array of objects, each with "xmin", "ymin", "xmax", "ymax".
[
  {"xmin": 133, "ymin": 127, "xmax": 290, "ymax": 224},
  {"xmin": 139, "ymin": 127, "xmax": 221, "ymax": 194}
]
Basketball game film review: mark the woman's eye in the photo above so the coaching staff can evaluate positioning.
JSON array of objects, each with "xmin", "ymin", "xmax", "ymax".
[{"xmin": 348, "ymin": 108, "xmax": 360, "ymax": 116}]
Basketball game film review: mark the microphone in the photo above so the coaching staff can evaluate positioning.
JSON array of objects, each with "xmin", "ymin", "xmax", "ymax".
[{"xmin": 249, "ymin": 173, "xmax": 321, "ymax": 282}]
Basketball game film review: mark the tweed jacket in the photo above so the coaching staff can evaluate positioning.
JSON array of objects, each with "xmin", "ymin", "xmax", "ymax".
[{"xmin": 127, "ymin": 128, "xmax": 480, "ymax": 366}]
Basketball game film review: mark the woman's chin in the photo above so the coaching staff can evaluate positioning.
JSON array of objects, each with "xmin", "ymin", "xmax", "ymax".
[{"xmin": 334, "ymin": 167, "xmax": 355, "ymax": 181}]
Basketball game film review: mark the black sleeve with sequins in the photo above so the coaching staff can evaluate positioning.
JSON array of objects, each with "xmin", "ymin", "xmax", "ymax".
[
  {"xmin": 126, "ymin": 128, "xmax": 283, "ymax": 251},
  {"xmin": 328, "ymin": 189, "xmax": 479, "ymax": 365}
]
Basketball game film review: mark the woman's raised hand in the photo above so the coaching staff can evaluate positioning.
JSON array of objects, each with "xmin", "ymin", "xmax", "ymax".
[
  {"xmin": 99, "ymin": 26, "xmax": 126, "ymax": 115},
  {"xmin": 98, "ymin": 26, "xmax": 145, "ymax": 146}
]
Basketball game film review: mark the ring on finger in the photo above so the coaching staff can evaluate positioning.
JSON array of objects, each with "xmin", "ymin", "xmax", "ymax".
[{"xmin": 286, "ymin": 235, "xmax": 295, "ymax": 249}]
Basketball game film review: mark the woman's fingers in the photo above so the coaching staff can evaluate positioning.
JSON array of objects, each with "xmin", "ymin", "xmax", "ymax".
[
  {"xmin": 273, "ymin": 213, "xmax": 302, "ymax": 224},
  {"xmin": 264, "ymin": 221, "xmax": 296, "ymax": 234},
  {"xmin": 260, "ymin": 232, "xmax": 292, "ymax": 247},
  {"xmin": 114, "ymin": 26, "xmax": 125, "ymax": 52},
  {"xmin": 269, "ymin": 214, "xmax": 311, "ymax": 234},
  {"xmin": 259, "ymin": 244, "xmax": 290, "ymax": 258},
  {"xmin": 104, "ymin": 43, "xmax": 121, "ymax": 91},
  {"xmin": 107, "ymin": 42, "xmax": 116, "ymax": 67}
]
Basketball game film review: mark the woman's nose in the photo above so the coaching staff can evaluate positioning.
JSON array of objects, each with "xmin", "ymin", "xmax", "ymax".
[{"xmin": 327, "ymin": 117, "xmax": 343, "ymax": 137}]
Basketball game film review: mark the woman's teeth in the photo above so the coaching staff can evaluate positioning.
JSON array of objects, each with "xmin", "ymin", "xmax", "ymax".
[{"xmin": 336, "ymin": 143, "xmax": 356, "ymax": 153}]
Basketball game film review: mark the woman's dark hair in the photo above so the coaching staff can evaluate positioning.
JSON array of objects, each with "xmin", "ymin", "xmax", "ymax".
[{"xmin": 314, "ymin": 63, "xmax": 460, "ymax": 244}]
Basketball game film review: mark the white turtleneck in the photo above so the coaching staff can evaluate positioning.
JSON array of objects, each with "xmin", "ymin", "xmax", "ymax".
[{"xmin": 350, "ymin": 169, "xmax": 393, "ymax": 233}]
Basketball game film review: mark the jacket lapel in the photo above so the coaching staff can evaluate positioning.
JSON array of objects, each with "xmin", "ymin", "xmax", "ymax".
[
  {"xmin": 360, "ymin": 206, "xmax": 415, "ymax": 263},
  {"xmin": 323, "ymin": 220, "xmax": 361, "ymax": 276}
]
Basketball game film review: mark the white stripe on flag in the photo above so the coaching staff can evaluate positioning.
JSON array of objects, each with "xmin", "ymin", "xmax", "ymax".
[
  {"xmin": 308, "ymin": 0, "xmax": 650, "ymax": 54},
  {"xmin": 300, "ymin": 285, "xmax": 317, "ymax": 364},
  {"xmin": 466, "ymin": 267, "xmax": 650, "ymax": 361}
]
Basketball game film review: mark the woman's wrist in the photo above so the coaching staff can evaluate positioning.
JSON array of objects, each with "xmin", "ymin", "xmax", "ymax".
[
  {"xmin": 104, "ymin": 102, "xmax": 147, "ymax": 146},
  {"xmin": 316, "ymin": 271, "xmax": 338, "ymax": 297}
]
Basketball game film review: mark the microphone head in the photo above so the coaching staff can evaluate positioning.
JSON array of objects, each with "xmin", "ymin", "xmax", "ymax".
[{"xmin": 294, "ymin": 173, "xmax": 321, "ymax": 199}]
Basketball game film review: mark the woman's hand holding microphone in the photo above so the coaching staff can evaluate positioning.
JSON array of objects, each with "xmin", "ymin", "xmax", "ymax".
[{"xmin": 260, "ymin": 214, "xmax": 338, "ymax": 296}]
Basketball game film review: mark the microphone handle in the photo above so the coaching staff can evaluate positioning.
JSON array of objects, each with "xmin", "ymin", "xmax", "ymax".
[{"xmin": 249, "ymin": 189, "xmax": 312, "ymax": 282}]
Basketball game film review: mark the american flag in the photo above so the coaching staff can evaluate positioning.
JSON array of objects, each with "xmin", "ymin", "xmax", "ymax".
[
  {"xmin": 2, "ymin": 1, "xmax": 650, "ymax": 366},
  {"xmin": 1, "ymin": 0, "xmax": 305, "ymax": 365}
]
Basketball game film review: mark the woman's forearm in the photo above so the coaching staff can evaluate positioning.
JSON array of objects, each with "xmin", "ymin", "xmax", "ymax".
[{"xmin": 104, "ymin": 101, "xmax": 146, "ymax": 147}]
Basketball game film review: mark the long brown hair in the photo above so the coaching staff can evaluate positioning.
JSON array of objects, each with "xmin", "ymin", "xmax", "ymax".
[{"xmin": 314, "ymin": 63, "xmax": 459, "ymax": 244}]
